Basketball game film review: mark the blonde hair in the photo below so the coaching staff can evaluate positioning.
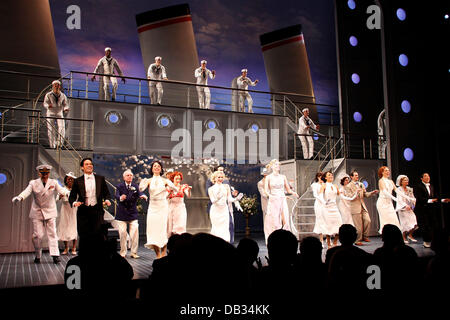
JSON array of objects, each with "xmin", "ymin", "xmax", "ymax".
[
  {"xmin": 210, "ymin": 170, "xmax": 226, "ymax": 184},
  {"xmin": 266, "ymin": 159, "xmax": 278, "ymax": 170}
]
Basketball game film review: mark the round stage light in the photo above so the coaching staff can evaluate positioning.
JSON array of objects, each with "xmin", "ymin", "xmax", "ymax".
[
  {"xmin": 403, "ymin": 148, "xmax": 414, "ymax": 161},
  {"xmin": 399, "ymin": 54, "xmax": 409, "ymax": 67},
  {"xmin": 157, "ymin": 114, "xmax": 172, "ymax": 128},
  {"xmin": 313, "ymin": 134, "xmax": 319, "ymax": 141},
  {"xmin": 396, "ymin": 8, "xmax": 406, "ymax": 21},
  {"xmin": 251, "ymin": 124, "xmax": 259, "ymax": 132},
  {"xmin": 0, "ymin": 173, "xmax": 6, "ymax": 184},
  {"xmin": 353, "ymin": 112, "xmax": 363, "ymax": 122},
  {"xmin": 349, "ymin": 36, "xmax": 358, "ymax": 47},
  {"xmin": 351, "ymin": 73, "xmax": 360, "ymax": 84},
  {"xmin": 401, "ymin": 100, "xmax": 411, "ymax": 113},
  {"xmin": 362, "ymin": 180, "xmax": 369, "ymax": 188},
  {"xmin": 105, "ymin": 111, "xmax": 122, "ymax": 125},
  {"xmin": 0, "ymin": 112, "xmax": 2, "ymax": 119},
  {"xmin": 347, "ymin": 0, "xmax": 356, "ymax": 10},
  {"xmin": 444, "ymin": 14, "xmax": 449, "ymax": 19},
  {"xmin": 205, "ymin": 119, "xmax": 218, "ymax": 130}
]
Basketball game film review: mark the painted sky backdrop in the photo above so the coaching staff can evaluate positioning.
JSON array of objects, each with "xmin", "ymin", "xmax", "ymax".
[{"xmin": 49, "ymin": 0, "xmax": 338, "ymax": 106}]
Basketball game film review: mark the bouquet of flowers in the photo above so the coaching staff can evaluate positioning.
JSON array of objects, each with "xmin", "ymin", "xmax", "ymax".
[{"xmin": 239, "ymin": 194, "xmax": 259, "ymax": 216}]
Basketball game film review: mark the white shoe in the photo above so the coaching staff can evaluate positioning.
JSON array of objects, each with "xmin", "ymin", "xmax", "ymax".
[
  {"xmin": 404, "ymin": 240, "xmax": 409, "ymax": 244},
  {"xmin": 407, "ymin": 236, "xmax": 418, "ymax": 242},
  {"xmin": 423, "ymin": 242, "xmax": 431, "ymax": 248}
]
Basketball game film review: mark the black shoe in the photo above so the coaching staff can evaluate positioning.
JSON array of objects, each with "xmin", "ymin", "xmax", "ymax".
[
  {"xmin": 34, "ymin": 257, "xmax": 41, "ymax": 264},
  {"xmin": 52, "ymin": 256, "xmax": 60, "ymax": 264}
]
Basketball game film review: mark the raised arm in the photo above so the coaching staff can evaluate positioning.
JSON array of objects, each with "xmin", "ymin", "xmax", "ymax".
[
  {"xmin": 284, "ymin": 175, "xmax": 298, "ymax": 197},
  {"xmin": 208, "ymin": 186, "xmax": 224, "ymax": 204}
]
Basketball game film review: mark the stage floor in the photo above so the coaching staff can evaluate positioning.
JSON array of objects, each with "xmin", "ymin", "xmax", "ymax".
[{"xmin": 0, "ymin": 234, "xmax": 435, "ymax": 289}]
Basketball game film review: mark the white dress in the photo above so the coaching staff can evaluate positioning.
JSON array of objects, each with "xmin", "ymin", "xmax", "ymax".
[
  {"xmin": 57, "ymin": 187, "xmax": 78, "ymax": 241},
  {"xmin": 264, "ymin": 174, "xmax": 291, "ymax": 242},
  {"xmin": 257, "ymin": 179, "xmax": 268, "ymax": 219},
  {"xmin": 396, "ymin": 187, "xmax": 418, "ymax": 233},
  {"xmin": 311, "ymin": 182, "xmax": 327, "ymax": 234},
  {"xmin": 208, "ymin": 183, "xmax": 231, "ymax": 242},
  {"xmin": 321, "ymin": 183, "xmax": 343, "ymax": 235},
  {"xmin": 376, "ymin": 177, "xmax": 401, "ymax": 233},
  {"xmin": 338, "ymin": 186, "xmax": 355, "ymax": 226},
  {"xmin": 140, "ymin": 176, "xmax": 177, "ymax": 248}
]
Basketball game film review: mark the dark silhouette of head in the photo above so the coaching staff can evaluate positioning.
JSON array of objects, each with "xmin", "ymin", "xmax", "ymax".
[
  {"xmin": 237, "ymin": 237, "xmax": 259, "ymax": 265},
  {"xmin": 267, "ymin": 229, "xmax": 298, "ymax": 268},
  {"xmin": 381, "ymin": 224, "xmax": 403, "ymax": 248},
  {"xmin": 299, "ymin": 236, "xmax": 322, "ymax": 262},
  {"xmin": 339, "ymin": 224, "xmax": 358, "ymax": 246}
]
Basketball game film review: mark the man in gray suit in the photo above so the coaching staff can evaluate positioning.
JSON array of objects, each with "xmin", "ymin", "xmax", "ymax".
[{"xmin": 343, "ymin": 170, "xmax": 379, "ymax": 245}]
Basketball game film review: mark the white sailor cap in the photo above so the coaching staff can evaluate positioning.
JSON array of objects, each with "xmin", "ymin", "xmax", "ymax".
[
  {"xmin": 52, "ymin": 80, "xmax": 61, "ymax": 86},
  {"xmin": 155, "ymin": 56, "xmax": 162, "ymax": 61},
  {"xmin": 241, "ymin": 69, "xmax": 248, "ymax": 73},
  {"xmin": 65, "ymin": 172, "xmax": 77, "ymax": 179},
  {"xmin": 105, "ymin": 47, "xmax": 112, "ymax": 52},
  {"xmin": 302, "ymin": 107, "xmax": 309, "ymax": 113},
  {"xmin": 201, "ymin": 60, "xmax": 207, "ymax": 64},
  {"xmin": 261, "ymin": 167, "xmax": 270, "ymax": 175},
  {"xmin": 36, "ymin": 164, "xmax": 52, "ymax": 172},
  {"xmin": 396, "ymin": 174, "xmax": 408, "ymax": 187}
]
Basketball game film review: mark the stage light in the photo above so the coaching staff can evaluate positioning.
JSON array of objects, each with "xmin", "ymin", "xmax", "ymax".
[
  {"xmin": 399, "ymin": 54, "xmax": 408, "ymax": 66},
  {"xmin": 353, "ymin": 111, "xmax": 363, "ymax": 122},
  {"xmin": 396, "ymin": 8, "xmax": 406, "ymax": 21},
  {"xmin": 0, "ymin": 173, "xmax": 6, "ymax": 184},
  {"xmin": 351, "ymin": 73, "xmax": 360, "ymax": 84},
  {"xmin": 349, "ymin": 36, "xmax": 358, "ymax": 46},
  {"xmin": 401, "ymin": 100, "xmax": 411, "ymax": 113},
  {"xmin": 251, "ymin": 124, "xmax": 259, "ymax": 132},
  {"xmin": 403, "ymin": 148, "xmax": 414, "ymax": 161},
  {"xmin": 105, "ymin": 111, "xmax": 122, "ymax": 125},
  {"xmin": 347, "ymin": 0, "xmax": 356, "ymax": 10},
  {"xmin": 445, "ymin": 14, "xmax": 449, "ymax": 19},
  {"xmin": 362, "ymin": 180, "xmax": 368, "ymax": 188},
  {"xmin": 313, "ymin": 133, "xmax": 319, "ymax": 141},
  {"xmin": 205, "ymin": 119, "xmax": 218, "ymax": 130},
  {"xmin": 156, "ymin": 114, "xmax": 172, "ymax": 128}
]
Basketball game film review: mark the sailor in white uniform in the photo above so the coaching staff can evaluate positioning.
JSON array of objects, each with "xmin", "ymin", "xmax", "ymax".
[
  {"xmin": 237, "ymin": 69, "xmax": 258, "ymax": 113},
  {"xmin": 194, "ymin": 60, "xmax": 216, "ymax": 109},
  {"xmin": 43, "ymin": 80, "xmax": 70, "ymax": 148},
  {"xmin": 297, "ymin": 108, "xmax": 319, "ymax": 159},
  {"xmin": 147, "ymin": 56, "xmax": 168, "ymax": 105},
  {"xmin": 12, "ymin": 165, "xmax": 69, "ymax": 264},
  {"xmin": 92, "ymin": 47, "xmax": 126, "ymax": 101}
]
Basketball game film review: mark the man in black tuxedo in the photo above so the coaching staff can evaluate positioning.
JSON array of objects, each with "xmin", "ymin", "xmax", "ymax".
[
  {"xmin": 69, "ymin": 158, "xmax": 111, "ymax": 248},
  {"xmin": 413, "ymin": 173, "xmax": 439, "ymax": 248}
]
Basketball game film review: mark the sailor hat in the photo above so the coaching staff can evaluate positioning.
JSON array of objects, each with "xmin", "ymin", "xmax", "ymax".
[
  {"xmin": 201, "ymin": 60, "xmax": 207, "ymax": 64},
  {"xmin": 52, "ymin": 80, "xmax": 61, "ymax": 86},
  {"xmin": 155, "ymin": 56, "xmax": 162, "ymax": 61},
  {"xmin": 105, "ymin": 47, "xmax": 112, "ymax": 52},
  {"xmin": 241, "ymin": 69, "xmax": 248, "ymax": 73},
  {"xmin": 36, "ymin": 164, "xmax": 52, "ymax": 172},
  {"xmin": 65, "ymin": 172, "xmax": 77, "ymax": 179}
]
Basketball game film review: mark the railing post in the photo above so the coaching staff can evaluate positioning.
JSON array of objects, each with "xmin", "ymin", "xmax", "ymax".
[
  {"xmin": 369, "ymin": 139, "xmax": 373, "ymax": 159},
  {"xmin": 27, "ymin": 79, "xmax": 30, "ymax": 100},
  {"xmin": 37, "ymin": 112, "xmax": 40, "ymax": 144},
  {"xmin": 294, "ymin": 133, "xmax": 297, "ymax": 160},
  {"xmin": 70, "ymin": 72, "xmax": 73, "ymax": 97},
  {"xmin": 138, "ymin": 80, "xmax": 141, "ymax": 104},
  {"xmin": 187, "ymin": 87, "xmax": 190, "ymax": 108},
  {"xmin": 1, "ymin": 110, "xmax": 4, "ymax": 141},
  {"xmin": 283, "ymin": 96, "xmax": 286, "ymax": 116},
  {"xmin": 362, "ymin": 138, "xmax": 366, "ymax": 159},
  {"xmin": 85, "ymin": 74, "xmax": 89, "ymax": 99}
]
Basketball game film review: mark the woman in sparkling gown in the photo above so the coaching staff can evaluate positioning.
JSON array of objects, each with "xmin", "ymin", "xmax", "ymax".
[
  {"xmin": 57, "ymin": 172, "xmax": 78, "ymax": 255},
  {"xmin": 166, "ymin": 171, "xmax": 192, "ymax": 237},
  {"xmin": 264, "ymin": 159, "xmax": 298, "ymax": 242},
  {"xmin": 376, "ymin": 166, "xmax": 402, "ymax": 233},
  {"xmin": 311, "ymin": 172, "xmax": 326, "ymax": 246},
  {"xmin": 395, "ymin": 174, "xmax": 418, "ymax": 243},
  {"xmin": 139, "ymin": 161, "xmax": 178, "ymax": 259},
  {"xmin": 208, "ymin": 170, "xmax": 234, "ymax": 242},
  {"xmin": 319, "ymin": 171, "xmax": 344, "ymax": 248}
]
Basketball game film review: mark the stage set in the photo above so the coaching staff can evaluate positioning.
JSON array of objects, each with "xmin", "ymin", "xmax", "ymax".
[{"xmin": 0, "ymin": 0, "xmax": 449, "ymax": 311}]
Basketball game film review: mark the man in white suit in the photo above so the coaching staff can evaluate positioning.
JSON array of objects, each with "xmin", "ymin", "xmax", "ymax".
[
  {"xmin": 194, "ymin": 60, "xmax": 216, "ymax": 109},
  {"xmin": 12, "ymin": 165, "xmax": 69, "ymax": 264},
  {"xmin": 92, "ymin": 47, "xmax": 126, "ymax": 101},
  {"xmin": 147, "ymin": 56, "xmax": 168, "ymax": 105},
  {"xmin": 297, "ymin": 108, "xmax": 319, "ymax": 159},
  {"xmin": 237, "ymin": 69, "xmax": 258, "ymax": 113},
  {"xmin": 43, "ymin": 80, "xmax": 70, "ymax": 148}
]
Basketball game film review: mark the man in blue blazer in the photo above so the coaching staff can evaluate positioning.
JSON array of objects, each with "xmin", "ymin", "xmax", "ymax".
[{"xmin": 115, "ymin": 169, "xmax": 147, "ymax": 258}]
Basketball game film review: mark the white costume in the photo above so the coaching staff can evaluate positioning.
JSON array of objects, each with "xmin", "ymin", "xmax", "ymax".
[
  {"xmin": 237, "ymin": 70, "xmax": 257, "ymax": 113},
  {"xmin": 257, "ymin": 179, "xmax": 268, "ymax": 219},
  {"xmin": 311, "ymin": 182, "xmax": 327, "ymax": 234},
  {"xmin": 338, "ymin": 186, "xmax": 356, "ymax": 226},
  {"xmin": 57, "ymin": 186, "xmax": 78, "ymax": 241},
  {"xmin": 208, "ymin": 183, "xmax": 234, "ymax": 242},
  {"xmin": 297, "ymin": 112, "xmax": 317, "ymax": 159},
  {"xmin": 43, "ymin": 86, "xmax": 69, "ymax": 148},
  {"xmin": 195, "ymin": 61, "xmax": 215, "ymax": 109},
  {"xmin": 13, "ymin": 172, "xmax": 68, "ymax": 258},
  {"xmin": 147, "ymin": 57, "xmax": 167, "ymax": 105},
  {"xmin": 139, "ymin": 176, "xmax": 177, "ymax": 248},
  {"xmin": 376, "ymin": 177, "xmax": 401, "ymax": 233},
  {"xmin": 93, "ymin": 50, "xmax": 124, "ymax": 101},
  {"xmin": 321, "ymin": 183, "xmax": 343, "ymax": 236}
]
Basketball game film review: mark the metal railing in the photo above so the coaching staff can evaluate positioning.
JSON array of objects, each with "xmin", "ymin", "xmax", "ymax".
[
  {"xmin": 343, "ymin": 132, "xmax": 387, "ymax": 160},
  {"xmin": 0, "ymin": 106, "xmax": 41, "ymax": 142}
]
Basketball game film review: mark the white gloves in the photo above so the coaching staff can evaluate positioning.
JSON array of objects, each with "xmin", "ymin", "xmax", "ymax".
[
  {"xmin": 234, "ymin": 201, "xmax": 243, "ymax": 212},
  {"xmin": 12, "ymin": 196, "xmax": 22, "ymax": 203}
]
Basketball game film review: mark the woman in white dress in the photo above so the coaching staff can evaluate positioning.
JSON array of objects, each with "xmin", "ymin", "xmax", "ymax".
[
  {"xmin": 319, "ymin": 171, "xmax": 344, "ymax": 247},
  {"xmin": 166, "ymin": 171, "xmax": 192, "ymax": 237},
  {"xmin": 395, "ymin": 175, "xmax": 418, "ymax": 244},
  {"xmin": 311, "ymin": 172, "xmax": 326, "ymax": 246},
  {"xmin": 57, "ymin": 172, "xmax": 78, "ymax": 255},
  {"xmin": 208, "ymin": 170, "xmax": 234, "ymax": 242},
  {"xmin": 139, "ymin": 161, "xmax": 178, "ymax": 259},
  {"xmin": 264, "ymin": 159, "xmax": 298, "ymax": 242},
  {"xmin": 338, "ymin": 175, "xmax": 355, "ymax": 226},
  {"xmin": 376, "ymin": 166, "xmax": 402, "ymax": 233}
]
